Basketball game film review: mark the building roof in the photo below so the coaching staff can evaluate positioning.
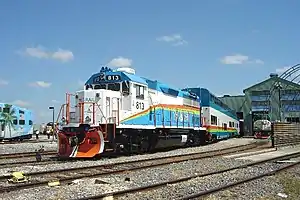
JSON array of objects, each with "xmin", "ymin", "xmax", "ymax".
[
  {"xmin": 243, "ymin": 74, "xmax": 300, "ymax": 93},
  {"xmin": 219, "ymin": 95, "xmax": 246, "ymax": 112}
]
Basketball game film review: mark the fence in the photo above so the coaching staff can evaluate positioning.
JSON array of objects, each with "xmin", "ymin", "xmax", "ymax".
[{"xmin": 273, "ymin": 122, "xmax": 300, "ymax": 147}]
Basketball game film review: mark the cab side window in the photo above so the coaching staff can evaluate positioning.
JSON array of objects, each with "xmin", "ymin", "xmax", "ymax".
[
  {"xmin": 136, "ymin": 85, "xmax": 144, "ymax": 100},
  {"xmin": 122, "ymin": 81, "xmax": 130, "ymax": 95}
]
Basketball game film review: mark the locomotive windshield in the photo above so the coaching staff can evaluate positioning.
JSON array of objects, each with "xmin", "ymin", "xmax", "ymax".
[
  {"xmin": 107, "ymin": 83, "xmax": 120, "ymax": 91},
  {"xmin": 94, "ymin": 84, "xmax": 106, "ymax": 89}
]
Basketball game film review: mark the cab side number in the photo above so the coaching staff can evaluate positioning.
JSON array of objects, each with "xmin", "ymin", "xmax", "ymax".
[{"xmin": 136, "ymin": 102, "xmax": 144, "ymax": 110}]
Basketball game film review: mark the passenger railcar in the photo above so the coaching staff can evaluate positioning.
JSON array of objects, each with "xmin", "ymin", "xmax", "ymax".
[
  {"xmin": 57, "ymin": 67, "xmax": 238, "ymax": 158},
  {"xmin": 183, "ymin": 88, "xmax": 240, "ymax": 141},
  {"xmin": 0, "ymin": 103, "xmax": 33, "ymax": 141}
]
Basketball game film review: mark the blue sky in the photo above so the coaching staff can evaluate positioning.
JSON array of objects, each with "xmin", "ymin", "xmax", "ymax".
[{"xmin": 0, "ymin": 0, "xmax": 300, "ymax": 123}]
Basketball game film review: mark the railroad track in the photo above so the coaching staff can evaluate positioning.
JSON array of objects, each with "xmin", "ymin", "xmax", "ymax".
[
  {"xmin": 73, "ymin": 151, "xmax": 300, "ymax": 200},
  {"xmin": 0, "ymin": 142, "xmax": 266, "ymax": 169},
  {"xmin": 0, "ymin": 139, "xmax": 55, "ymax": 145},
  {"xmin": 0, "ymin": 157, "xmax": 61, "ymax": 168},
  {"xmin": 0, "ymin": 151, "xmax": 57, "ymax": 160},
  {"xmin": 0, "ymin": 143, "xmax": 258, "ymax": 193}
]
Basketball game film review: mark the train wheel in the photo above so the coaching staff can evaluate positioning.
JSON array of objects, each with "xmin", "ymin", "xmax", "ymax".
[
  {"xmin": 139, "ymin": 139, "xmax": 149, "ymax": 154},
  {"xmin": 185, "ymin": 133, "xmax": 195, "ymax": 147}
]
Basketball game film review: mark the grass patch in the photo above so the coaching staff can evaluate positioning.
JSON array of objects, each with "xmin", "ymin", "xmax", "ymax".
[{"xmin": 277, "ymin": 172, "xmax": 300, "ymax": 199}]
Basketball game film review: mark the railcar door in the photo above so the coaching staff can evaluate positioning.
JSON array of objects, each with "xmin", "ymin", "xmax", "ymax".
[
  {"xmin": 111, "ymin": 97, "xmax": 120, "ymax": 124},
  {"xmin": 132, "ymin": 83, "xmax": 148, "ymax": 125},
  {"xmin": 121, "ymin": 81, "xmax": 131, "ymax": 111}
]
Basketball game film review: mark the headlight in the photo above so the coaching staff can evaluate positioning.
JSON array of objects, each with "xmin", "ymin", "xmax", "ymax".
[{"xmin": 85, "ymin": 116, "xmax": 91, "ymax": 123}]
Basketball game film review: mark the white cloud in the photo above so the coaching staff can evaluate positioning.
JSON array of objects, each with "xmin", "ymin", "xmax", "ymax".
[
  {"xmin": 11, "ymin": 100, "xmax": 30, "ymax": 107},
  {"xmin": 0, "ymin": 79, "xmax": 8, "ymax": 86},
  {"xmin": 253, "ymin": 59, "xmax": 264, "ymax": 64},
  {"xmin": 220, "ymin": 54, "xmax": 264, "ymax": 65},
  {"xmin": 21, "ymin": 46, "xmax": 74, "ymax": 62},
  {"xmin": 220, "ymin": 54, "xmax": 249, "ymax": 64},
  {"xmin": 52, "ymin": 49, "xmax": 74, "ymax": 62},
  {"xmin": 51, "ymin": 100, "xmax": 60, "ymax": 104},
  {"xmin": 156, "ymin": 34, "xmax": 188, "ymax": 46},
  {"xmin": 25, "ymin": 46, "xmax": 49, "ymax": 58},
  {"xmin": 276, "ymin": 66, "xmax": 290, "ymax": 74},
  {"xmin": 107, "ymin": 57, "xmax": 133, "ymax": 67},
  {"xmin": 29, "ymin": 81, "xmax": 52, "ymax": 88},
  {"xmin": 173, "ymin": 40, "xmax": 188, "ymax": 46}
]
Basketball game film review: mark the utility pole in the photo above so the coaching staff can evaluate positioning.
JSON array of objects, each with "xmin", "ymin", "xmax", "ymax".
[{"xmin": 49, "ymin": 106, "xmax": 55, "ymax": 142}]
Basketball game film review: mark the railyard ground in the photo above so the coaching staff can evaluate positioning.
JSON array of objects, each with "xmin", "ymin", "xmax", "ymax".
[
  {"xmin": 0, "ymin": 138, "xmax": 299, "ymax": 200},
  {"xmin": 204, "ymin": 167, "xmax": 300, "ymax": 200}
]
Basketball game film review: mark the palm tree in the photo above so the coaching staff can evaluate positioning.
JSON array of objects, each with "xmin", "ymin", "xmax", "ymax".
[{"xmin": 0, "ymin": 104, "xmax": 16, "ymax": 138}]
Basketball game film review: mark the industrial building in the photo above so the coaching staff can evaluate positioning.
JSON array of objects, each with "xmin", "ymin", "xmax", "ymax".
[{"xmin": 219, "ymin": 73, "xmax": 300, "ymax": 136}]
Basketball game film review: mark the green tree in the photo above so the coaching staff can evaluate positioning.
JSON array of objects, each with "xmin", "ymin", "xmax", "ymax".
[{"xmin": 0, "ymin": 104, "xmax": 16, "ymax": 138}]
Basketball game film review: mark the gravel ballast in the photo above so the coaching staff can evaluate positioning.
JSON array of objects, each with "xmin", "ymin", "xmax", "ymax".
[
  {"xmin": 0, "ymin": 157, "xmax": 292, "ymax": 200},
  {"xmin": 0, "ymin": 139, "xmax": 57, "ymax": 155},
  {"xmin": 0, "ymin": 138, "xmax": 284, "ymax": 200},
  {"xmin": 0, "ymin": 138, "xmax": 255, "ymax": 175}
]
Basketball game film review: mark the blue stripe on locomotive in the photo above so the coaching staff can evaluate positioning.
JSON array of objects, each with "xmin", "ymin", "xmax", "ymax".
[{"xmin": 121, "ymin": 107, "xmax": 201, "ymax": 128}]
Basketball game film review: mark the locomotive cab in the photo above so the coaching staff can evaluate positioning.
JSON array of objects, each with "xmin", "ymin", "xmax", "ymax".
[{"xmin": 73, "ymin": 67, "xmax": 149, "ymax": 126}]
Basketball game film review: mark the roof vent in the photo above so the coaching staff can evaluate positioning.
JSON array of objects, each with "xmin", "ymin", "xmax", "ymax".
[
  {"xmin": 115, "ymin": 67, "xmax": 135, "ymax": 75},
  {"xmin": 223, "ymin": 95, "xmax": 230, "ymax": 97},
  {"xmin": 270, "ymin": 73, "xmax": 278, "ymax": 78}
]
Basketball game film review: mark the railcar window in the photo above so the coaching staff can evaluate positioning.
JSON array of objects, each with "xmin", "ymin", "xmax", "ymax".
[
  {"xmin": 107, "ymin": 83, "xmax": 120, "ymax": 91},
  {"xmin": 19, "ymin": 120, "xmax": 25, "ymax": 125},
  {"xmin": 1, "ymin": 123, "xmax": 4, "ymax": 131},
  {"xmin": 29, "ymin": 120, "xmax": 33, "ymax": 125},
  {"xmin": 94, "ymin": 84, "xmax": 106, "ymax": 90},
  {"xmin": 136, "ymin": 84, "xmax": 145, "ymax": 99},
  {"xmin": 0, "ymin": 107, "xmax": 2, "ymax": 112},
  {"xmin": 229, "ymin": 121, "xmax": 235, "ymax": 127},
  {"xmin": 223, "ymin": 123, "xmax": 227, "ymax": 130},
  {"xmin": 211, "ymin": 115, "xmax": 217, "ymax": 125},
  {"xmin": 122, "ymin": 81, "xmax": 130, "ymax": 94},
  {"xmin": 19, "ymin": 110, "xmax": 24, "ymax": 114},
  {"xmin": 13, "ymin": 119, "xmax": 18, "ymax": 125}
]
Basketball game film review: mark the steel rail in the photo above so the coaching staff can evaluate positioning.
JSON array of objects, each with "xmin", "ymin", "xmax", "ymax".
[
  {"xmin": 0, "ymin": 140, "xmax": 53, "ymax": 145},
  {"xmin": 0, "ymin": 143, "xmax": 258, "ymax": 193},
  {"xmin": 73, "ymin": 151, "xmax": 300, "ymax": 200},
  {"xmin": 180, "ymin": 160, "xmax": 300, "ymax": 200},
  {"xmin": 0, "ymin": 157, "xmax": 64, "ymax": 168},
  {"xmin": 0, "ymin": 151, "xmax": 57, "ymax": 160}
]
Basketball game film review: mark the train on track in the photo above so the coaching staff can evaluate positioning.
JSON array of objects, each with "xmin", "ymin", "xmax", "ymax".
[
  {"xmin": 0, "ymin": 103, "xmax": 33, "ymax": 141},
  {"xmin": 57, "ymin": 67, "xmax": 242, "ymax": 158}
]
